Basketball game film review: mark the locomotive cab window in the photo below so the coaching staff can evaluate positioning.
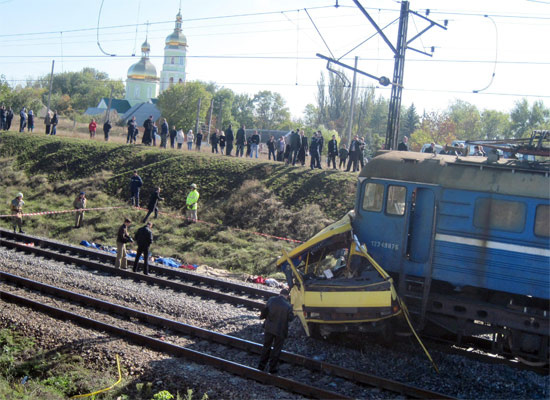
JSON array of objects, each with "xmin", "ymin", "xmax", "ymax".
[
  {"xmin": 474, "ymin": 198, "xmax": 526, "ymax": 232},
  {"xmin": 386, "ymin": 186, "xmax": 406, "ymax": 216},
  {"xmin": 362, "ymin": 182, "xmax": 384, "ymax": 212},
  {"xmin": 534, "ymin": 204, "xmax": 549, "ymax": 237}
]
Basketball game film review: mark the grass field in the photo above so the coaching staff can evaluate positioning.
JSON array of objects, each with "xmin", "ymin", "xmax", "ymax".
[{"xmin": 0, "ymin": 130, "xmax": 357, "ymax": 276}]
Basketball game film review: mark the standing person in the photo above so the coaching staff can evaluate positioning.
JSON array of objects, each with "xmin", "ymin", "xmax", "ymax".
[
  {"xmin": 127, "ymin": 116, "xmax": 136, "ymax": 144},
  {"xmin": 219, "ymin": 130, "xmax": 226, "ymax": 154},
  {"xmin": 186, "ymin": 129, "xmax": 194, "ymax": 150},
  {"xmin": 169, "ymin": 125, "xmax": 177, "ymax": 149},
  {"xmin": 276, "ymin": 136, "xmax": 285, "ymax": 162},
  {"xmin": 27, "ymin": 110, "xmax": 34, "ymax": 132},
  {"xmin": 103, "ymin": 120, "xmax": 112, "ymax": 142},
  {"xmin": 142, "ymin": 187, "xmax": 163, "ymax": 223},
  {"xmin": 424, "ymin": 142, "xmax": 436, "ymax": 153},
  {"xmin": 160, "ymin": 118, "xmax": 169, "ymax": 148},
  {"xmin": 257, "ymin": 288, "xmax": 294, "ymax": 374},
  {"xmin": 6, "ymin": 107, "xmax": 14, "ymax": 131},
  {"xmin": 267, "ymin": 135, "xmax": 276, "ymax": 161},
  {"xmin": 142, "ymin": 115, "xmax": 153, "ymax": 145},
  {"xmin": 152, "ymin": 122, "xmax": 158, "ymax": 146},
  {"xmin": 195, "ymin": 130, "xmax": 203, "ymax": 151},
  {"xmin": 316, "ymin": 131, "xmax": 324, "ymax": 169},
  {"xmin": 186, "ymin": 183, "xmax": 199, "ymax": 222},
  {"xmin": 19, "ymin": 108, "xmax": 27, "ymax": 132},
  {"xmin": 236, "ymin": 124, "xmax": 246, "ymax": 157},
  {"xmin": 88, "ymin": 119, "xmax": 97, "ymax": 138},
  {"xmin": 10, "ymin": 192, "xmax": 25, "ymax": 233},
  {"xmin": 398, "ymin": 136, "xmax": 409, "ymax": 151},
  {"xmin": 115, "ymin": 218, "xmax": 133, "ymax": 269},
  {"xmin": 250, "ymin": 130, "xmax": 260, "ymax": 158},
  {"xmin": 339, "ymin": 144, "xmax": 349, "ymax": 170},
  {"xmin": 73, "ymin": 191, "xmax": 87, "ymax": 228},
  {"xmin": 289, "ymin": 130, "xmax": 301, "ymax": 166},
  {"xmin": 44, "ymin": 111, "xmax": 52, "ymax": 135},
  {"xmin": 327, "ymin": 135, "xmax": 338, "ymax": 169},
  {"xmin": 346, "ymin": 136, "xmax": 360, "ymax": 172},
  {"xmin": 225, "ymin": 124, "xmax": 234, "ymax": 156},
  {"xmin": 176, "ymin": 128, "xmax": 185, "ymax": 149},
  {"xmin": 297, "ymin": 131, "xmax": 308, "ymax": 166},
  {"xmin": 130, "ymin": 170, "xmax": 143, "ymax": 207},
  {"xmin": 0, "ymin": 105, "xmax": 5, "ymax": 130},
  {"xmin": 309, "ymin": 133, "xmax": 320, "ymax": 170},
  {"xmin": 358, "ymin": 137, "xmax": 367, "ymax": 169},
  {"xmin": 50, "ymin": 111, "xmax": 58, "ymax": 135},
  {"xmin": 245, "ymin": 135, "xmax": 252, "ymax": 157},
  {"xmin": 210, "ymin": 129, "xmax": 219, "ymax": 153},
  {"xmin": 133, "ymin": 222, "xmax": 153, "ymax": 275}
]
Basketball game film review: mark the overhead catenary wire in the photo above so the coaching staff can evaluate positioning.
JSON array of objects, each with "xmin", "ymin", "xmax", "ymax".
[
  {"xmin": 97, "ymin": 0, "xmax": 116, "ymax": 57},
  {"xmin": 473, "ymin": 15, "xmax": 499, "ymax": 94}
]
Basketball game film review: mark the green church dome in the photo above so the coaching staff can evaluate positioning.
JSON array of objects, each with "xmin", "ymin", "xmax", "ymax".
[
  {"xmin": 165, "ymin": 11, "xmax": 187, "ymax": 48},
  {"xmin": 127, "ymin": 58, "xmax": 158, "ymax": 80}
]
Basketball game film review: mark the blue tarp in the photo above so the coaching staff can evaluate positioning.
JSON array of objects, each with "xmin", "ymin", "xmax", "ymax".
[{"xmin": 155, "ymin": 257, "xmax": 181, "ymax": 268}]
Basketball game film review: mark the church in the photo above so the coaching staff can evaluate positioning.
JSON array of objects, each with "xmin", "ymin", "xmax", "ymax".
[{"xmin": 85, "ymin": 10, "xmax": 187, "ymax": 123}]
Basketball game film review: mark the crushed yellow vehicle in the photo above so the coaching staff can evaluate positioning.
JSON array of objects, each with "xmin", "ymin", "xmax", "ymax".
[{"xmin": 277, "ymin": 212, "xmax": 402, "ymax": 338}]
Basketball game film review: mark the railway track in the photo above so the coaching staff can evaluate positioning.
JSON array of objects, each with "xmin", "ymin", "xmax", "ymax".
[
  {"xmin": 1, "ymin": 229, "xmax": 546, "ymax": 376},
  {"xmin": 0, "ymin": 271, "xmax": 453, "ymax": 399}
]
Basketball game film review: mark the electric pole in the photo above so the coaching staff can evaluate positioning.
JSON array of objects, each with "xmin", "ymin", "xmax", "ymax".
[
  {"xmin": 46, "ymin": 60, "xmax": 55, "ymax": 115},
  {"xmin": 347, "ymin": 56, "xmax": 359, "ymax": 146}
]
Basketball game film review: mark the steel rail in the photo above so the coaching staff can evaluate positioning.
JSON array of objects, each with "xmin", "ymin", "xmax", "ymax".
[
  {"xmin": 0, "ymin": 271, "xmax": 453, "ymax": 399},
  {"xmin": 0, "ymin": 234, "xmax": 265, "ymax": 310},
  {"xmin": 0, "ymin": 289, "xmax": 350, "ymax": 400},
  {"xmin": 0, "ymin": 228, "xmax": 275, "ymax": 300}
]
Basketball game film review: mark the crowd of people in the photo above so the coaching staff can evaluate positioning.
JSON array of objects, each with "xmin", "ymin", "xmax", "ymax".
[{"xmin": 124, "ymin": 116, "xmax": 373, "ymax": 173}]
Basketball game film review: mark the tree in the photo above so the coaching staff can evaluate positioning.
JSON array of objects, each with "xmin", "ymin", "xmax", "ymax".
[
  {"xmin": 447, "ymin": 100, "xmax": 481, "ymax": 140},
  {"xmin": 0, "ymin": 75, "xmax": 11, "ymax": 105},
  {"xmin": 400, "ymin": 103, "xmax": 420, "ymax": 141},
  {"xmin": 410, "ymin": 112, "xmax": 456, "ymax": 151},
  {"xmin": 252, "ymin": 90, "xmax": 291, "ymax": 130},
  {"xmin": 231, "ymin": 93, "xmax": 254, "ymax": 128},
  {"xmin": 480, "ymin": 110, "xmax": 510, "ymax": 139},
  {"xmin": 7, "ymin": 86, "xmax": 45, "ymax": 114},
  {"xmin": 212, "ymin": 88, "xmax": 235, "ymax": 129},
  {"xmin": 157, "ymin": 81, "xmax": 212, "ymax": 132}
]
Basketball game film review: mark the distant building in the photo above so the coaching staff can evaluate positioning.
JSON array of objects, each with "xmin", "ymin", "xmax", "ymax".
[{"xmin": 84, "ymin": 10, "xmax": 187, "ymax": 124}]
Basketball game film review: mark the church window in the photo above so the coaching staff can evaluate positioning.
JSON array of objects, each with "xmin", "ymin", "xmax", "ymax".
[
  {"xmin": 178, "ymin": 78, "xmax": 183, "ymax": 83},
  {"xmin": 134, "ymin": 86, "xmax": 140, "ymax": 98},
  {"xmin": 179, "ymin": 57, "xmax": 184, "ymax": 65},
  {"xmin": 169, "ymin": 77, "xmax": 174, "ymax": 86},
  {"xmin": 171, "ymin": 57, "xmax": 175, "ymax": 64}
]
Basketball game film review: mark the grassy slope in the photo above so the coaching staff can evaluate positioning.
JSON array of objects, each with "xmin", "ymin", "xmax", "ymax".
[{"xmin": 0, "ymin": 132, "xmax": 357, "ymax": 275}]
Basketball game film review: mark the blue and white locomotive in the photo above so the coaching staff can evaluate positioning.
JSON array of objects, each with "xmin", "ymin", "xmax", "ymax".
[{"xmin": 354, "ymin": 150, "xmax": 549, "ymax": 364}]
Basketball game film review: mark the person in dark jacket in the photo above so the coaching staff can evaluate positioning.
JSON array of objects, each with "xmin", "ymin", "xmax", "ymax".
[
  {"xmin": 127, "ymin": 116, "xmax": 137, "ymax": 144},
  {"xmin": 289, "ymin": 129, "xmax": 301, "ymax": 166},
  {"xmin": 142, "ymin": 115, "xmax": 153, "ymax": 145},
  {"xmin": 297, "ymin": 131, "xmax": 308, "ymax": 166},
  {"xmin": 225, "ymin": 124, "xmax": 234, "ymax": 156},
  {"xmin": 316, "ymin": 130, "xmax": 324, "ymax": 168},
  {"xmin": 142, "ymin": 187, "xmax": 163, "ymax": 222},
  {"xmin": 327, "ymin": 135, "xmax": 338, "ymax": 169},
  {"xmin": 250, "ymin": 130, "xmax": 260, "ymax": 158},
  {"xmin": 0, "ymin": 105, "xmax": 6, "ymax": 130},
  {"xmin": 309, "ymin": 134, "xmax": 320, "ymax": 170},
  {"xmin": 19, "ymin": 108, "xmax": 27, "ymax": 132},
  {"xmin": 346, "ymin": 136, "xmax": 360, "ymax": 172},
  {"xmin": 339, "ymin": 145, "xmax": 349, "ymax": 169},
  {"xmin": 133, "ymin": 222, "xmax": 153, "ymax": 275},
  {"xmin": 219, "ymin": 130, "xmax": 226, "ymax": 154},
  {"xmin": 397, "ymin": 136, "xmax": 409, "ymax": 151},
  {"xmin": 152, "ymin": 122, "xmax": 158, "ymax": 146},
  {"xmin": 210, "ymin": 129, "xmax": 219, "ymax": 153},
  {"xmin": 27, "ymin": 110, "xmax": 34, "ymax": 132},
  {"xmin": 103, "ymin": 120, "xmax": 112, "ymax": 141},
  {"xmin": 236, "ymin": 124, "xmax": 246, "ymax": 157},
  {"xmin": 160, "ymin": 118, "xmax": 169, "ymax": 148},
  {"xmin": 51, "ymin": 111, "xmax": 58, "ymax": 135},
  {"xmin": 195, "ymin": 130, "xmax": 203, "ymax": 151},
  {"xmin": 115, "ymin": 218, "xmax": 133, "ymax": 269},
  {"xmin": 169, "ymin": 125, "xmax": 177, "ymax": 148},
  {"xmin": 257, "ymin": 289, "xmax": 294, "ymax": 373},
  {"xmin": 245, "ymin": 135, "xmax": 252, "ymax": 157},
  {"xmin": 130, "ymin": 170, "xmax": 143, "ymax": 207},
  {"xmin": 267, "ymin": 135, "xmax": 276, "ymax": 160},
  {"xmin": 6, "ymin": 107, "xmax": 14, "ymax": 131}
]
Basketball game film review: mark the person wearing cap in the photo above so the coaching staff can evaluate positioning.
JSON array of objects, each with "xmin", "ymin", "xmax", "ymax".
[
  {"xmin": 73, "ymin": 191, "xmax": 87, "ymax": 228},
  {"xmin": 11, "ymin": 193, "xmax": 25, "ymax": 233},
  {"xmin": 186, "ymin": 184, "xmax": 200, "ymax": 222},
  {"xmin": 257, "ymin": 288, "xmax": 294, "ymax": 374},
  {"xmin": 115, "ymin": 218, "xmax": 133, "ymax": 269}
]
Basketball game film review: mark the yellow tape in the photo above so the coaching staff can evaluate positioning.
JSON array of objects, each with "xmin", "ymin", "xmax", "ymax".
[{"xmin": 70, "ymin": 354, "xmax": 122, "ymax": 398}]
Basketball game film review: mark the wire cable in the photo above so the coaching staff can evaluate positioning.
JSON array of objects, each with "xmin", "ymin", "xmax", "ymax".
[
  {"xmin": 473, "ymin": 15, "xmax": 498, "ymax": 93},
  {"xmin": 97, "ymin": 0, "xmax": 116, "ymax": 57},
  {"xmin": 305, "ymin": 8, "xmax": 335, "ymax": 59}
]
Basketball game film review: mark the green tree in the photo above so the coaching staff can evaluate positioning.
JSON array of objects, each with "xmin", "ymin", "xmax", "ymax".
[
  {"xmin": 7, "ymin": 86, "xmax": 45, "ymax": 114},
  {"xmin": 252, "ymin": 90, "xmax": 291, "ymax": 130},
  {"xmin": 410, "ymin": 112, "xmax": 456, "ymax": 151},
  {"xmin": 212, "ymin": 87, "xmax": 235, "ymax": 129},
  {"xmin": 480, "ymin": 110, "xmax": 510, "ymax": 139},
  {"xmin": 157, "ymin": 81, "xmax": 212, "ymax": 131},
  {"xmin": 400, "ymin": 103, "xmax": 420, "ymax": 141},
  {"xmin": 231, "ymin": 93, "xmax": 254, "ymax": 128},
  {"xmin": 447, "ymin": 100, "xmax": 481, "ymax": 140},
  {"xmin": 0, "ymin": 75, "xmax": 11, "ymax": 105}
]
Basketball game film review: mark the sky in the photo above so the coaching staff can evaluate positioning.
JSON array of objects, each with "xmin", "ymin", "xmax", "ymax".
[{"xmin": 0, "ymin": 0, "xmax": 549, "ymax": 119}]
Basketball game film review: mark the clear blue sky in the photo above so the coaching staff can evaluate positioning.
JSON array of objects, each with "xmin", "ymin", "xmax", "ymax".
[{"xmin": 0, "ymin": 0, "xmax": 549, "ymax": 118}]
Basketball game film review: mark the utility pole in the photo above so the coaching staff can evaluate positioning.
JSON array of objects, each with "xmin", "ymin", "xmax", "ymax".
[
  {"xmin": 217, "ymin": 100, "xmax": 223, "ymax": 129},
  {"xmin": 46, "ymin": 60, "xmax": 55, "ymax": 115},
  {"xmin": 195, "ymin": 98, "xmax": 201, "ymax": 135},
  {"xmin": 347, "ymin": 56, "xmax": 359, "ymax": 146},
  {"xmin": 207, "ymin": 98, "xmax": 214, "ymax": 143}
]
